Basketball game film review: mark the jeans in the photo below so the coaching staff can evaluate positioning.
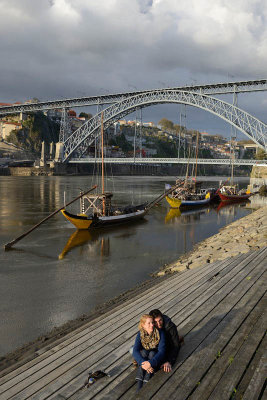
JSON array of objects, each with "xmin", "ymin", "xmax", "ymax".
[{"xmin": 136, "ymin": 349, "xmax": 157, "ymax": 392}]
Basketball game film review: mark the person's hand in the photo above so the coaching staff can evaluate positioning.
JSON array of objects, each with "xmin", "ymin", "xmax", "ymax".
[
  {"xmin": 161, "ymin": 362, "xmax": 172, "ymax": 373},
  {"xmin": 147, "ymin": 366, "xmax": 154, "ymax": 374},
  {"xmin": 141, "ymin": 361, "xmax": 152, "ymax": 371}
]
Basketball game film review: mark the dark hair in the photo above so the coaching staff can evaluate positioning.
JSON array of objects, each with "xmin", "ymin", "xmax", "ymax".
[{"xmin": 149, "ymin": 309, "xmax": 163, "ymax": 319}]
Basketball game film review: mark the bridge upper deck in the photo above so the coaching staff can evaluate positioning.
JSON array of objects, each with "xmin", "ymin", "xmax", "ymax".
[{"xmin": 0, "ymin": 79, "xmax": 266, "ymax": 116}]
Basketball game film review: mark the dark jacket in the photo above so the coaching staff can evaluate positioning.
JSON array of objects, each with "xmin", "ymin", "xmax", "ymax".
[
  {"xmin": 163, "ymin": 315, "xmax": 180, "ymax": 365},
  {"xmin": 133, "ymin": 329, "xmax": 166, "ymax": 369}
]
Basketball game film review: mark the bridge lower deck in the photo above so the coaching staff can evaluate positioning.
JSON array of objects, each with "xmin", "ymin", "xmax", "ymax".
[{"xmin": 0, "ymin": 248, "xmax": 266, "ymax": 400}]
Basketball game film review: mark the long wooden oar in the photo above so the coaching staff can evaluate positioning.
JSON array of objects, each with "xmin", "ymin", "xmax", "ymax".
[
  {"xmin": 4, "ymin": 185, "xmax": 97, "ymax": 250},
  {"xmin": 145, "ymin": 179, "xmax": 185, "ymax": 212}
]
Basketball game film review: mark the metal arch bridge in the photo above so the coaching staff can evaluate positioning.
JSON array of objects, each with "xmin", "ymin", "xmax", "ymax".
[
  {"xmin": 69, "ymin": 158, "xmax": 266, "ymax": 166},
  {"xmin": 0, "ymin": 79, "xmax": 266, "ymax": 116},
  {"xmin": 63, "ymin": 90, "xmax": 267, "ymax": 162}
]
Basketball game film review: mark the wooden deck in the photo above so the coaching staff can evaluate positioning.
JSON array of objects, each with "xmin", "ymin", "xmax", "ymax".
[{"xmin": 0, "ymin": 247, "xmax": 266, "ymax": 400}]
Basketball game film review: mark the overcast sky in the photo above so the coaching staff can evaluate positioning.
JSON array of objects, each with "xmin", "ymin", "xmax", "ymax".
[{"xmin": 0, "ymin": 0, "xmax": 266, "ymax": 137}]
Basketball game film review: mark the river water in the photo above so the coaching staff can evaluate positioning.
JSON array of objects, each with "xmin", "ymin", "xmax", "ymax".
[{"xmin": 0, "ymin": 175, "xmax": 251, "ymax": 355}]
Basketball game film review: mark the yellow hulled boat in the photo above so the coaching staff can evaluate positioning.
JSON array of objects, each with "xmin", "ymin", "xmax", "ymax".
[
  {"xmin": 165, "ymin": 195, "xmax": 182, "ymax": 209},
  {"xmin": 61, "ymin": 210, "xmax": 94, "ymax": 230}
]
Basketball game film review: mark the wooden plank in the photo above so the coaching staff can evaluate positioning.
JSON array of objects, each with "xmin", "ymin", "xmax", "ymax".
[
  {"xmin": 130, "ymin": 256, "xmax": 266, "ymax": 399},
  {"xmin": 22, "ymin": 251, "xmax": 265, "ymax": 400},
  {"xmin": 188, "ymin": 304, "xmax": 266, "ymax": 399},
  {"xmin": 236, "ymin": 336, "xmax": 266, "ymax": 400},
  {"xmin": 0, "ymin": 260, "xmax": 222, "ymax": 393},
  {"xmin": 1, "ymin": 248, "xmax": 266, "ymax": 398},
  {"xmin": 46, "ymin": 253, "xmax": 258, "ymax": 400},
  {"xmin": 0, "ymin": 256, "xmax": 235, "ymax": 397},
  {"xmin": 177, "ymin": 250, "xmax": 266, "ymax": 335},
  {"xmin": 68, "ymin": 355, "xmax": 133, "ymax": 400},
  {"xmin": 84, "ymin": 253, "xmax": 266, "ymax": 398},
  {"xmin": 0, "ymin": 256, "xmax": 227, "ymax": 387},
  {"xmin": 164, "ymin": 294, "xmax": 266, "ymax": 400},
  {"xmin": 207, "ymin": 312, "xmax": 266, "ymax": 400},
  {"xmin": 162, "ymin": 251, "xmax": 258, "ymax": 327}
]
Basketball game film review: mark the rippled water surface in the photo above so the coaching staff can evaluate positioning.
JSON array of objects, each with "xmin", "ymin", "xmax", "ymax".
[{"xmin": 0, "ymin": 175, "xmax": 251, "ymax": 354}]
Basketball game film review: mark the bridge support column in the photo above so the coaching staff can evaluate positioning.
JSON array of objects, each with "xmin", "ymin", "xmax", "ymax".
[
  {"xmin": 54, "ymin": 142, "xmax": 64, "ymax": 163},
  {"xmin": 40, "ymin": 141, "xmax": 48, "ymax": 167}
]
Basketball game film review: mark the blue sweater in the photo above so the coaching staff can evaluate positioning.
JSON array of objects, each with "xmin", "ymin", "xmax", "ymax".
[{"xmin": 133, "ymin": 329, "xmax": 166, "ymax": 369}]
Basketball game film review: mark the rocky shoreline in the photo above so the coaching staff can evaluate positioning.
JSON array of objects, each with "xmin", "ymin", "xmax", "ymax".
[
  {"xmin": 158, "ymin": 205, "xmax": 267, "ymax": 275},
  {"xmin": 0, "ymin": 205, "xmax": 266, "ymax": 376}
]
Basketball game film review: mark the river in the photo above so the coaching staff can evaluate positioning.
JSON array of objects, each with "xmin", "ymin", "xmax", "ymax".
[{"xmin": 0, "ymin": 175, "xmax": 251, "ymax": 355}]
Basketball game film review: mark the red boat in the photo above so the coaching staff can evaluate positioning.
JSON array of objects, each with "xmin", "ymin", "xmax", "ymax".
[
  {"xmin": 217, "ymin": 185, "xmax": 251, "ymax": 202},
  {"xmin": 218, "ymin": 191, "xmax": 251, "ymax": 202}
]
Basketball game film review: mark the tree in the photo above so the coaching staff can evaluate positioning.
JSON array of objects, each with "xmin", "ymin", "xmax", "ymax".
[
  {"xmin": 255, "ymin": 148, "xmax": 267, "ymax": 160},
  {"xmin": 158, "ymin": 118, "xmax": 174, "ymax": 131},
  {"xmin": 79, "ymin": 112, "xmax": 92, "ymax": 119}
]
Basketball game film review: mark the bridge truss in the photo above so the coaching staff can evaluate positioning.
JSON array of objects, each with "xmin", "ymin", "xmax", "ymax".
[
  {"xmin": 63, "ymin": 90, "xmax": 267, "ymax": 161},
  {"xmin": 69, "ymin": 158, "xmax": 266, "ymax": 166},
  {"xmin": 0, "ymin": 79, "xmax": 266, "ymax": 116}
]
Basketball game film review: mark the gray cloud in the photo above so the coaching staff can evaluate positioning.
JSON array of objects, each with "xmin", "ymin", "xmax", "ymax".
[{"xmin": 0, "ymin": 0, "xmax": 266, "ymax": 135}]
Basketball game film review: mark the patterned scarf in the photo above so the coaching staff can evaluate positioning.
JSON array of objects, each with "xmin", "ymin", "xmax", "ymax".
[{"xmin": 140, "ymin": 327, "xmax": 160, "ymax": 350}]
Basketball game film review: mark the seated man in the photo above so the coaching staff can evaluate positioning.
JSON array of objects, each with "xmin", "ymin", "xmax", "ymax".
[{"xmin": 149, "ymin": 309, "xmax": 181, "ymax": 372}]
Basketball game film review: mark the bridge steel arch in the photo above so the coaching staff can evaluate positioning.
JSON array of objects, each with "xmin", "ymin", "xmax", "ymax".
[{"xmin": 63, "ymin": 90, "xmax": 267, "ymax": 162}]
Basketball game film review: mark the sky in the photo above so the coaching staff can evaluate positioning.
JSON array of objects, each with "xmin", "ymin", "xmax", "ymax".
[{"xmin": 0, "ymin": 0, "xmax": 266, "ymax": 138}]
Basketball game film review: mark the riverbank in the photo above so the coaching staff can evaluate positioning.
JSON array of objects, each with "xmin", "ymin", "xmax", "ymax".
[
  {"xmin": 0, "ymin": 204, "xmax": 266, "ymax": 376},
  {"xmin": 158, "ymin": 204, "xmax": 267, "ymax": 275}
]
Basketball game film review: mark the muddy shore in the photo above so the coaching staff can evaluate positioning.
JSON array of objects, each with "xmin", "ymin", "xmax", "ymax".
[{"xmin": 1, "ymin": 204, "xmax": 266, "ymax": 377}]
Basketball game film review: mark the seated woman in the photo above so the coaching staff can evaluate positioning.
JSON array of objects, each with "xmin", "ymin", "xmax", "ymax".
[{"xmin": 133, "ymin": 314, "xmax": 166, "ymax": 391}]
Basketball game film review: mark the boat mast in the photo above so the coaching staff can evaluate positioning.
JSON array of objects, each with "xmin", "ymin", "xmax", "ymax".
[
  {"xmin": 230, "ymin": 137, "xmax": 235, "ymax": 185},
  {"xmin": 185, "ymin": 145, "xmax": 191, "ymax": 187},
  {"xmin": 194, "ymin": 132, "xmax": 199, "ymax": 189},
  {"xmin": 101, "ymin": 111, "xmax": 105, "ymax": 215}
]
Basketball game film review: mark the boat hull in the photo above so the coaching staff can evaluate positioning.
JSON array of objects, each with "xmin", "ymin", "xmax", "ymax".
[
  {"xmin": 166, "ymin": 193, "xmax": 210, "ymax": 209},
  {"xmin": 61, "ymin": 210, "xmax": 94, "ymax": 229},
  {"xmin": 165, "ymin": 195, "xmax": 182, "ymax": 208},
  {"xmin": 218, "ymin": 192, "xmax": 251, "ymax": 202},
  {"xmin": 61, "ymin": 208, "xmax": 147, "ymax": 230},
  {"xmin": 180, "ymin": 197, "xmax": 210, "ymax": 207}
]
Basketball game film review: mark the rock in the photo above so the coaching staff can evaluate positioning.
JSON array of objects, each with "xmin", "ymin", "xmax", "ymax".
[{"xmin": 170, "ymin": 265, "xmax": 187, "ymax": 272}]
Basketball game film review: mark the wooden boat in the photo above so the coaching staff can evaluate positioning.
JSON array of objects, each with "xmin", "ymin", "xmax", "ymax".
[
  {"xmin": 61, "ymin": 112, "xmax": 182, "ymax": 230},
  {"xmin": 165, "ymin": 133, "xmax": 213, "ymax": 209},
  {"xmin": 165, "ymin": 194, "xmax": 182, "ymax": 209},
  {"xmin": 165, "ymin": 191, "xmax": 210, "ymax": 209},
  {"xmin": 61, "ymin": 113, "xmax": 148, "ymax": 230},
  {"xmin": 61, "ymin": 201, "xmax": 148, "ymax": 230},
  {"xmin": 217, "ymin": 140, "xmax": 251, "ymax": 203},
  {"xmin": 218, "ymin": 188, "xmax": 251, "ymax": 202}
]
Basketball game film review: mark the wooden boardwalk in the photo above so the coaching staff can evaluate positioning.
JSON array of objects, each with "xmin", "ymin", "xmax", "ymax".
[{"xmin": 0, "ymin": 247, "xmax": 266, "ymax": 400}]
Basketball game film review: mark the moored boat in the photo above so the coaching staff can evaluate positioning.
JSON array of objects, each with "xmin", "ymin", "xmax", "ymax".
[
  {"xmin": 165, "ymin": 181, "xmax": 211, "ymax": 209},
  {"xmin": 61, "ymin": 200, "xmax": 148, "ymax": 230},
  {"xmin": 217, "ymin": 184, "xmax": 251, "ymax": 202},
  {"xmin": 218, "ymin": 191, "xmax": 251, "ymax": 202}
]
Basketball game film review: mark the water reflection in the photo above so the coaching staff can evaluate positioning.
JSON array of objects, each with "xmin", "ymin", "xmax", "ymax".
[
  {"xmin": 59, "ymin": 230, "xmax": 111, "ymax": 260},
  {"xmin": 165, "ymin": 207, "xmax": 207, "ymax": 224},
  {"xmin": 59, "ymin": 219, "xmax": 147, "ymax": 260}
]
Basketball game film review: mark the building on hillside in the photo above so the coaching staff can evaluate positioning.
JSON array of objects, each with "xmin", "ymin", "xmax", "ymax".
[
  {"xmin": 118, "ymin": 119, "xmax": 127, "ymax": 125},
  {"xmin": 0, "ymin": 120, "xmax": 22, "ymax": 140},
  {"xmin": 68, "ymin": 110, "xmax": 77, "ymax": 118},
  {"xmin": 143, "ymin": 122, "xmax": 155, "ymax": 127}
]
